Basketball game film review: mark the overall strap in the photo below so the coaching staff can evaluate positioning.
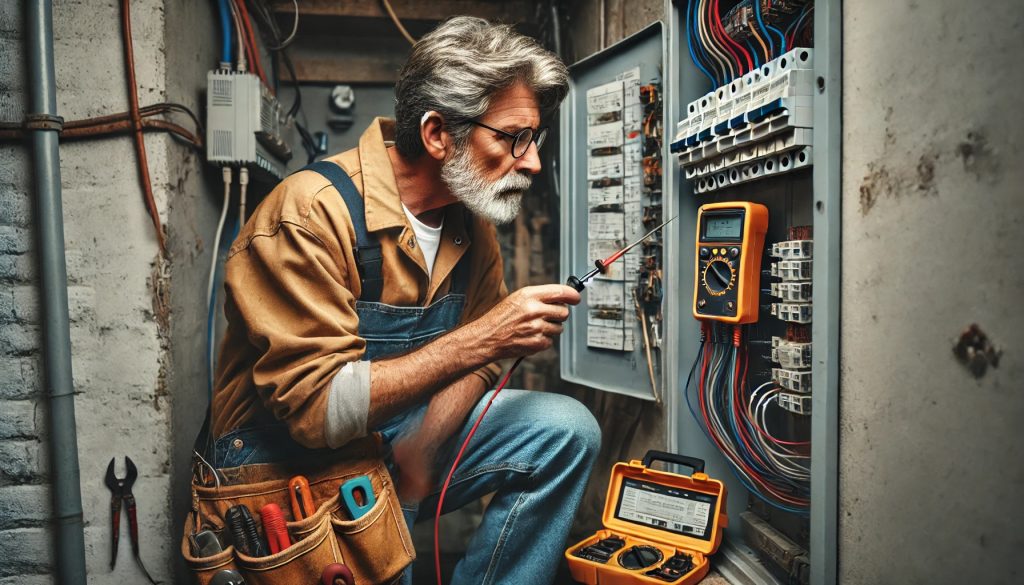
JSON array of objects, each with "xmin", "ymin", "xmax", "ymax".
[{"xmin": 303, "ymin": 161, "xmax": 384, "ymax": 302}]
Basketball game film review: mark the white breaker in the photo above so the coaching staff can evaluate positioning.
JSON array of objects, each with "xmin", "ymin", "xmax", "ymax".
[
  {"xmin": 671, "ymin": 48, "xmax": 814, "ymax": 193},
  {"xmin": 777, "ymin": 392, "xmax": 812, "ymax": 415},
  {"xmin": 771, "ymin": 337, "xmax": 812, "ymax": 369},
  {"xmin": 772, "ymin": 367, "xmax": 812, "ymax": 393}
]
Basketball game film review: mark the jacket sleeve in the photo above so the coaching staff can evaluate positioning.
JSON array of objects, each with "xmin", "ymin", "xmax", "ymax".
[
  {"xmin": 224, "ymin": 218, "xmax": 366, "ymax": 449},
  {"xmin": 461, "ymin": 220, "xmax": 509, "ymax": 389}
]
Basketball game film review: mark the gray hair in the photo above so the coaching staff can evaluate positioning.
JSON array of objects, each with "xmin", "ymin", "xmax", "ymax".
[{"xmin": 394, "ymin": 16, "xmax": 569, "ymax": 158}]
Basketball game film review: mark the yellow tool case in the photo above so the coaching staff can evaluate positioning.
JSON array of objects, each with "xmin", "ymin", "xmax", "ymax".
[{"xmin": 565, "ymin": 451, "xmax": 728, "ymax": 585}]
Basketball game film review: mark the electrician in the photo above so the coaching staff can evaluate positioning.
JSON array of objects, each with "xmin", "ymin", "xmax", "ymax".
[{"xmin": 207, "ymin": 17, "xmax": 601, "ymax": 585}]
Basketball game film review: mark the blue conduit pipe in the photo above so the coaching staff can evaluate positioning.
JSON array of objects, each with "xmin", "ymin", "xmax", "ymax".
[
  {"xmin": 217, "ymin": 0, "xmax": 232, "ymax": 66},
  {"xmin": 26, "ymin": 1, "xmax": 87, "ymax": 583}
]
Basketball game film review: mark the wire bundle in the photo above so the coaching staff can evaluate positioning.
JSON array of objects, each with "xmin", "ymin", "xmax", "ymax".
[
  {"xmin": 685, "ymin": 323, "xmax": 810, "ymax": 513},
  {"xmin": 686, "ymin": 0, "xmax": 808, "ymax": 86}
]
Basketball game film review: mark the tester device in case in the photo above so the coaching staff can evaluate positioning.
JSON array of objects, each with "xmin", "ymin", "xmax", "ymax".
[
  {"xmin": 565, "ymin": 451, "xmax": 727, "ymax": 585},
  {"xmin": 693, "ymin": 202, "xmax": 769, "ymax": 324}
]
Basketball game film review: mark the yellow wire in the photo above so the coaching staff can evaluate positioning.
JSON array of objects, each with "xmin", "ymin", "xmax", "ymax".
[
  {"xmin": 381, "ymin": 0, "xmax": 416, "ymax": 46},
  {"xmin": 749, "ymin": 23, "xmax": 769, "ymax": 65}
]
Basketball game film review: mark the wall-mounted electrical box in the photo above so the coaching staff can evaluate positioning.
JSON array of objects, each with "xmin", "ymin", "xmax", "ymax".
[
  {"xmin": 206, "ymin": 71, "xmax": 292, "ymax": 181},
  {"xmin": 560, "ymin": 22, "xmax": 667, "ymax": 402}
]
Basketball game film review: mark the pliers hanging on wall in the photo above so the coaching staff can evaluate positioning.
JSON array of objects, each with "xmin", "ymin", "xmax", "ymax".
[{"xmin": 105, "ymin": 456, "xmax": 159, "ymax": 584}]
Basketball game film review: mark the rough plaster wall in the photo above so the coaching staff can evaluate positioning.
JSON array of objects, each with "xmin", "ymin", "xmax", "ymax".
[
  {"xmin": 161, "ymin": 0, "xmax": 219, "ymax": 582},
  {"xmin": 0, "ymin": 1, "xmax": 214, "ymax": 582},
  {"xmin": 841, "ymin": 1, "xmax": 1024, "ymax": 583}
]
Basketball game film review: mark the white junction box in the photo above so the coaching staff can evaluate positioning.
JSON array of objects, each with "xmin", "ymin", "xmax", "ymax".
[{"xmin": 206, "ymin": 71, "xmax": 292, "ymax": 180}]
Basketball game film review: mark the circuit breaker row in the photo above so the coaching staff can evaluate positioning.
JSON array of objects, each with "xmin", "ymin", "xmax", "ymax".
[{"xmin": 671, "ymin": 48, "xmax": 814, "ymax": 193}]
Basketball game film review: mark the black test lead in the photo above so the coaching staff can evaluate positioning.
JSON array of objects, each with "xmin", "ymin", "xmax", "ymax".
[{"xmin": 566, "ymin": 216, "xmax": 677, "ymax": 291}]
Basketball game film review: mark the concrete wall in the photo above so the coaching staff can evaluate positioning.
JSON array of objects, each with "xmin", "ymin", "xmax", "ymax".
[
  {"xmin": 0, "ymin": 1, "xmax": 216, "ymax": 583},
  {"xmin": 840, "ymin": 1, "xmax": 1023, "ymax": 583}
]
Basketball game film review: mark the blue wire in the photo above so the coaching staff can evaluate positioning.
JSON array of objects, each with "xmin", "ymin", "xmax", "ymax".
[
  {"xmin": 686, "ymin": 0, "xmax": 716, "ymax": 85},
  {"xmin": 692, "ymin": 0, "xmax": 721, "ymax": 86},
  {"xmin": 217, "ymin": 0, "xmax": 233, "ymax": 65},
  {"xmin": 752, "ymin": 0, "xmax": 774, "ymax": 59},
  {"xmin": 767, "ymin": 23, "xmax": 787, "ymax": 54},
  {"xmin": 745, "ymin": 38, "xmax": 760, "ymax": 68}
]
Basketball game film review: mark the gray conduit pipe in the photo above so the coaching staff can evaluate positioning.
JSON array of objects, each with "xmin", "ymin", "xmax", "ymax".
[{"xmin": 26, "ymin": 1, "xmax": 88, "ymax": 583}]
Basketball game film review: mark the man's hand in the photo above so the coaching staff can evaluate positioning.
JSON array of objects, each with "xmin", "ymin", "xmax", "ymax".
[{"xmin": 474, "ymin": 284, "xmax": 581, "ymax": 360}]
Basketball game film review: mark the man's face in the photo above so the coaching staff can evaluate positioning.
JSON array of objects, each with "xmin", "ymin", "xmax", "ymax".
[{"xmin": 441, "ymin": 82, "xmax": 543, "ymax": 225}]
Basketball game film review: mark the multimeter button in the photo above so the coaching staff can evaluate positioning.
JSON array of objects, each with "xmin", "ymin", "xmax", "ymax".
[
  {"xmin": 729, "ymin": 247, "xmax": 739, "ymax": 258},
  {"xmin": 700, "ymin": 247, "xmax": 709, "ymax": 258},
  {"xmin": 697, "ymin": 299, "xmax": 707, "ymax": 309},
  {"xmin": 726, "ymin": 301, "xmax": 735, "ymax": 312}
]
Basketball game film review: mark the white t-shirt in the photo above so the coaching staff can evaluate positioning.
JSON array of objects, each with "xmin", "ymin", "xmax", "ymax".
[{"xmin": 402, "ymin": 204, "xmax": 444, "ymax": 279}]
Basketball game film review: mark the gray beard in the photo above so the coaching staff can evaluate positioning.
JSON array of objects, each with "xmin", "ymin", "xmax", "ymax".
[{"xmin": 440, "ymin": 145, "xmax": 532, "ymax": 225}]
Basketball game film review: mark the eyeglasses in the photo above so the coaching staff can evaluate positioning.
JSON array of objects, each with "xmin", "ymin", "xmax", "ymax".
[{"xmin": 466, "ymin": 119, "xmax": 549, "ymax": 158}]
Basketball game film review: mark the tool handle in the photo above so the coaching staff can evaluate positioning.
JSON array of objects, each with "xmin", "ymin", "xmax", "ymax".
[
  {"xmin": 125, "ymin": 494, "xmax": 140, "ymax": 555},
  {"xmin": 339, "ymin": 476, "xmax": 376, "ymax": 520},
  {"xmin": 288, "ymin": 476, "xmax": 315, "ymax": 520},
  {"xmin": 322, "ymin": 563, "xmax": 354, "ymax": 585},
  {"xmin": 641, "ymin": 450, "xmax": 706, "ymax": 474},
  {"xmin": 110, "ymin": 496, "xmax": 121, "ymax": 567},
  {"xmin": 566, "ymin": 275, "xmax": 585, "ymax": 292},
  {"xmin": 260, "ymin": 503, "xmax": 291, "ymax": 555}
]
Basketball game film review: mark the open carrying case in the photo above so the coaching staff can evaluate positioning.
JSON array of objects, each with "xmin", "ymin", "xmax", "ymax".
[{"xmin": 566, "ymin": 451, "xmax": 728, "ymax": 585}]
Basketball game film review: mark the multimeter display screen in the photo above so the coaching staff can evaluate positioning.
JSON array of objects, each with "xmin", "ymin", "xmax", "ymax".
[
  {"xmin": 614, "ymin": 478, "xmax": 718, "ymax": 540},
  {"xmin": 704, "ymin": 215, "xmax": 743, "ymax": 239}
]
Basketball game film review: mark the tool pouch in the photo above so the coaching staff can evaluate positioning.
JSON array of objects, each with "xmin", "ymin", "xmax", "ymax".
[{"xmin": 182, "ymin": 435, "xmax": 414, "ymax": 585}]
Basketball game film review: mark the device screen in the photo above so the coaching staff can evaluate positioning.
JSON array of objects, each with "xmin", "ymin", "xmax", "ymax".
[
  {"xmin": 614, "ymin": 478, "xmax": 718, "ymax": 540},
  {"xmin": 703, "ymin": 214, "xmax": 743, "ymax": 240}
]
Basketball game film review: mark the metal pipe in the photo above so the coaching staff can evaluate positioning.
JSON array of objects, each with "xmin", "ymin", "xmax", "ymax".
[{"xmin": 26, "ymin": 1, "xmax": 87, "ymax": 583}]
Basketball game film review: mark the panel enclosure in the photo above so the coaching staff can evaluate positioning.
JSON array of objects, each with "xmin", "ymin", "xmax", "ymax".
[
  {"xmin": 661, "ymin": 0, "xmax": 840, "ymax": 584},
  {"xmin": 559, "ymin": 22, "xmax": 666, "ymax": 400}
]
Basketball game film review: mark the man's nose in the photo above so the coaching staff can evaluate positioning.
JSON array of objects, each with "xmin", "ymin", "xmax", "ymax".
[{"xmin": 513, "ymin": 142, "xmax": 542, "ymax": 175}]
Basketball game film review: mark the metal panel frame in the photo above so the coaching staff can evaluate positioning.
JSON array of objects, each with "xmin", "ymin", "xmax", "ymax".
[
  {"xmin": 559, "ymin": 22, "xmax": 667, "ymax": 400},
  {"xmin": 662, "ymin": 1, "xmax": 840, "ymax": 584}
]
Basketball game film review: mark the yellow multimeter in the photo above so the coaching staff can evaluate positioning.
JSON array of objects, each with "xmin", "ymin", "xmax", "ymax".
[{"xmin": 692, "ymin": 202, "xmax": 769, "ymax": 324}]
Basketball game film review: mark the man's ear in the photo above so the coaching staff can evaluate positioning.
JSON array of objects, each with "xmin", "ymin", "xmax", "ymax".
[{"xmin": 420, "ymin": 111, "xmax": 450, "ymax": 161}]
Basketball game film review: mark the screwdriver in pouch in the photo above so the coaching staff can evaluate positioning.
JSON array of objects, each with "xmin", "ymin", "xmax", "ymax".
[{"xmin": 566, "ymin": 216, "xmax": 676, "ymax": 291}]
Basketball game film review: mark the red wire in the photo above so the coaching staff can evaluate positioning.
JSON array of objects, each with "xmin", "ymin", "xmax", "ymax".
[
  {"xmin": 235, "ymin": 0, "xmax": 268, "ymax": 87},
  {"xmin": 434, "ymin": 357, "xmax": 523, "ymax": 585},
  {"xmin": 706, "ymin": 0, "xmax": 740, "ymax": 78},
  {"xmin": 713, "ymin": 0, "xmax": 754, "ymax": 74}
]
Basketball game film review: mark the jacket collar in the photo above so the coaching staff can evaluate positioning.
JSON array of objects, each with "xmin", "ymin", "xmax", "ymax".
[{"xmin": 357, "ymin": 117, "xmax": 408, "ymax": 233}]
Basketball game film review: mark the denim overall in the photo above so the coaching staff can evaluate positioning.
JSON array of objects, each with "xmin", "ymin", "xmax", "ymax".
[
  {"xmin": 207, "ymin": 162, "xmax": 602, "ymax": 585},
  {"xmin": 210, "ymin": 160, "xmax": 470, "ymax": 468}
]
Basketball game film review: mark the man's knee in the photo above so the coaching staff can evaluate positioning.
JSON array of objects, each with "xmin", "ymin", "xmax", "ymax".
[{"xmin": 528, "ymin": 393, "xmax": 602, "ymax": 461}]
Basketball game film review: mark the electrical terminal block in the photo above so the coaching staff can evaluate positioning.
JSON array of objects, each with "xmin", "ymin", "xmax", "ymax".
[
  {"xmin": 771, "ymin": 282, "xmax": 812, "ymax": 303},
  {"xmin": 777, "ymin": 392, "xmax": 812, "ymax": 415},
  {"xmin": 771, "ymin": 302, "xmax": 813, "ymax": 324},
  {"xmin": 772, "ymin": 367, "xmax": 812, "ymax": 393},
  {"xmin": 770, "ymin": 259, "xmax": 813, "ymax": 281},
  {"xmin": 672, "ymin": 49, "xmax": 814, "ymax": 193},
  {"xmin": 771, "ymin": 240, "xmax": 813, "ymax": 260},
  {"xmin": 771, "ymin": 337, "xmax": 812, "ymax": 369},
  {"xmin": 206, "ymin": 71, "xmax": 292, "ymax": 180}
]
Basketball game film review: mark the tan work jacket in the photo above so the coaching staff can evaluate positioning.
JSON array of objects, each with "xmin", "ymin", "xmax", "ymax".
[{"xmin": 211, "ymin": 118, "xmax": 507, "ymax": 448}]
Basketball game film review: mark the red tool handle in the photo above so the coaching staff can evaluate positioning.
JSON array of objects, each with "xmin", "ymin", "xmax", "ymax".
[
  {"xmin": 125, "ymin": 493, "xmax": 140, "ymax": 556},
  {"xmin": 322, "ymin": 563, "xmax": 355, "ymax": 585},
  {"xmin": 289, "ymin": 475, "xmax": 315, "ymax": 520},
  {"xmin": 110, "ymin": 497, "xmax": 121, "ymax": 567},
  {"xmin": 260, "ymin": 503, "xmax": 291, "ymax": 555}
]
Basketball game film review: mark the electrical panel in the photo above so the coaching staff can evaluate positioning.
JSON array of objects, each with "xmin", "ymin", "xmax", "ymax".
[
  {"xmin": 663, "ymin": 1, "xmax": 835, "ymax": 583},
  {"xmin": 560, "ymin": 23, "xmax": 665, "ymax": 401},
  {"xmin": 206, "ymin": 71, "xmax": 292, "ymax": 180}
]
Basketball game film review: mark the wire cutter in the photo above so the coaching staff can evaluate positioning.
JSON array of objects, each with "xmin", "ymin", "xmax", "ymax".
[{"xmin": 105, "ymin": 456, "xmax": 158, "ymax": 584}]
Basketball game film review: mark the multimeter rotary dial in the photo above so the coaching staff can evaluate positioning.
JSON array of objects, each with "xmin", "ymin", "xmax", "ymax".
[{"xmin": 701, "ymin": 256, "xmax": 736, "ymax": 296}]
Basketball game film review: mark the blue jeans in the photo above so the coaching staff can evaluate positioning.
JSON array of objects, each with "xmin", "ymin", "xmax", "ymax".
[{"xmin": 379, "ymin": 388, "xmax": 601, "ymax": 585}]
